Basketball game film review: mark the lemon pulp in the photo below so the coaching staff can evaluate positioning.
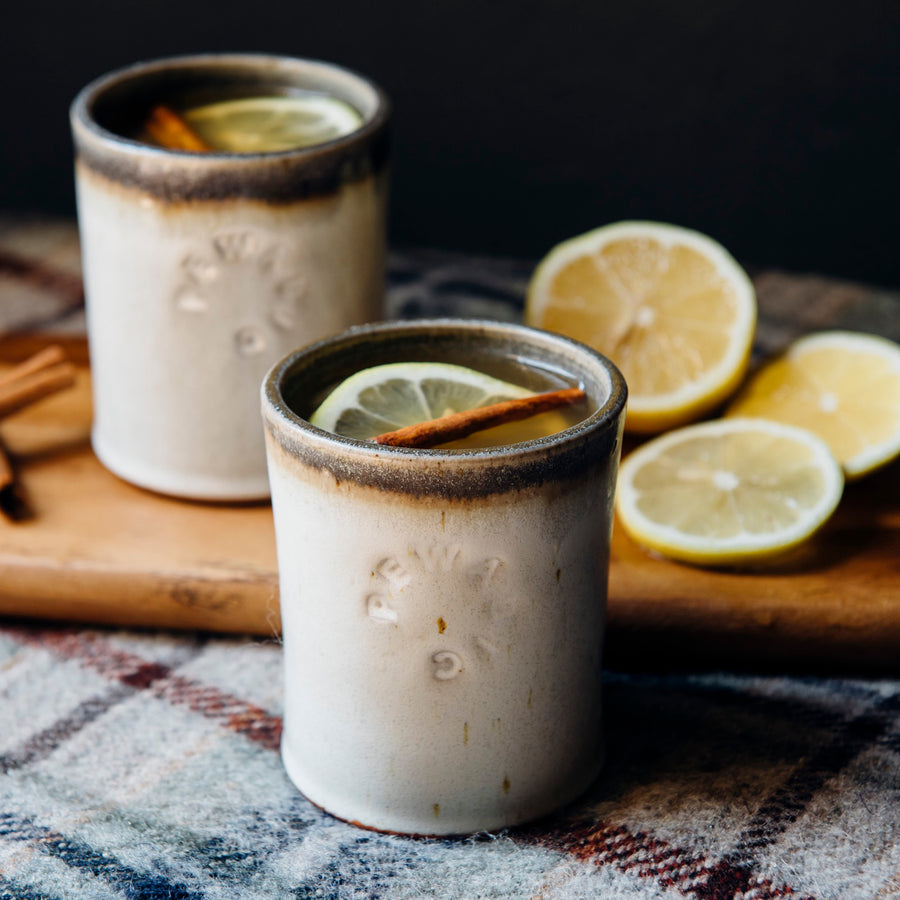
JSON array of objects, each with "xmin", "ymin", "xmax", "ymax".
[
  {"xmin": 308, "ymin": 362, "xmax": 584, "ymax": 449},
  {"xmin": 614, "ymin": 417, "xmax": 844, "ymax": 565},
  {"xmin": 181, "ymin": 93, "xmax": 363, "ymax": 153},
  {"xmin": 727, "ymin": 330, "xmax": 900, "ymax": 479},
  {"xmin": 526, "ymin": 221, "xmax": 756, "ymax": 434}
]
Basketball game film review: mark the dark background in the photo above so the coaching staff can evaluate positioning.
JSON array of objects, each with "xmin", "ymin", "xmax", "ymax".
[{"xmin": 2, "ymin": 0, "xmax": 898, "ymax": 285}]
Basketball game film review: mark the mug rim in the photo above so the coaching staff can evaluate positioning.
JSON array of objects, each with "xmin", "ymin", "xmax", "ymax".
[
  {"xmin": 69, "ymin": 53, "xmax": 391, "ymax": 203},
  {"xmin": 262, "ymin": 318, "xmax": 628, "ymax": 498},
  {"xmin": 70, "ymin": 51, "xmax": 390, "ymax": 160}
]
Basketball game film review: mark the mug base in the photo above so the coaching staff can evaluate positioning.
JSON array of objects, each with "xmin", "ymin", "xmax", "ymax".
[
  {"xmin": 92, "ymin": 430, "xmax": 271, "ymax": 502},
  {"xmin": 280, "ymin": 738, "xmax": 604, "ymax": 837}
]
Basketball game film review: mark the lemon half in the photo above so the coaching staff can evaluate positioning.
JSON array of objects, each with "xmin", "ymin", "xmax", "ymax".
[
  {"xmin": 309, "ymin": 362, "xmax": 533, "ymax": 444},
  {"xmin": 727, "ymin": 330, "xmax": 900, "ymax": 479},
  {"xmin": 182, "ymin": 94, "xmax": 362, "ymax": 153},
  {"xmin": 615, "ymin": 417, "xmax": 844, "ymax": 565},
  {"xmin": 526, "ymin": 221, "xmax": 756, "ymax": 434}
]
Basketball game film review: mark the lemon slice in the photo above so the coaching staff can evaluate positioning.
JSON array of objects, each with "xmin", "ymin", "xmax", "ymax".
[
  {"xmin": 309, "ymin": 362, "xmax": 533, "ymax": 444},
  {"xmin": 182, "ymin": 93, "xmax": 363, "ymax": 153},
  {"xmin": 727, "ymin": 330, "xmax": 900, "ymax": 479},
  {"xmin": 615, "ymin": 418, "xmax": 844, "ymax": 565},
  {"xmin": 525, "ymin": 221, "xmax": 756, "ymax": 434}
]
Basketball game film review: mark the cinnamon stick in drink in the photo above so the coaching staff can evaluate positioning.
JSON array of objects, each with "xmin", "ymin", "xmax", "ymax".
[
  {"xmin": 372, "ymin": 387, "xmax": 587, "ymax": 449},
  {"xmin": 145, "ymin": 105, "xmax": 212, "ymax": 152}
]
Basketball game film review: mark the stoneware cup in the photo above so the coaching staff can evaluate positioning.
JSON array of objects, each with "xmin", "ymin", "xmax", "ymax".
[
  {"xmin": 262, "ymin": 318, "xmax": 627, "ymax": 835},
  {"xmin": 71, "ymin": 53, "xmax": 390, "ymax": 500}
]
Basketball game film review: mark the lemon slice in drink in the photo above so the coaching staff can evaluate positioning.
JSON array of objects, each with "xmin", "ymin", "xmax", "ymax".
[
  {"xmin": 310, "ymin": 362, "xmax": 533, "ymax": 443},
  {"xmin": 525, "ymin": 221, "xmax": 756, "ymax": 434},
  {"xmin": 182, "ymin": 94, "xmax": 363, "ymax": 153},
  {"xmin": 727, "ymin": 331, "xmax": 900, "ymax": 479},
  {"xmin": 614, "ymin": 418, "xmax": 844, "ymax": 565}
]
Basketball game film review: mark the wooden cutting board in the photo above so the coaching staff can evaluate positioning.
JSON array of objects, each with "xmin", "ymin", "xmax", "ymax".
[
  {"xmin": 0, "ymin": 333, "xmax": 897, "ymax": 672},
  {"xmin": 0, "ymin": 335, "xmax": 280, "ymax": 636}
]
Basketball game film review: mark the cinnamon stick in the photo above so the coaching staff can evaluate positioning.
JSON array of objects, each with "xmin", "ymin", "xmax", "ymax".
[
  {"xmin": 0, "ymin": 345, "xmax": 77, "ymax": 523},
  {"xmin": 0, "ymin": 358, "xmax": 76, "ymax": 419},
  {"xmin": 0, "ymin": 344, "xmax": 67, "ymax": 387},
  {"xmin": 372, "ymin": 387, "xmax": 587, "ymax": 448},
  {"xmin": 145, "ymin": 105, "xmax": 212, "ymax": 152},
  {"xmin": 0, "ymin": 440, "xmax": 30, "ymax": 521},
  {"xmin": 0, "ymin": 440, "xmax": 14, "ymax": 498}
]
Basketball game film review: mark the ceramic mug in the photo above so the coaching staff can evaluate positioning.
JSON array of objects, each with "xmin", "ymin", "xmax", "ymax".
[
  {"xmin": 71, "ymin": 53, "xmax": 390, "ymax": 500},
  {"xmin": 262, "ymin": 318, "xmax": 627, "ymax": 835}
]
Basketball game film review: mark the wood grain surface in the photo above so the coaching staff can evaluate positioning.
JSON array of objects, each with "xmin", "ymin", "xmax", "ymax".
[
  {"xmin": 0, "ymin": 217, "xmax": 897, "ymax": 672},
  {"xmin": 0, "ymin": 337, "xmax": 896, "ymax": 673},
  {"xmin": 0, "ymin": 350, "xmax": 280, "ymax": 635}
]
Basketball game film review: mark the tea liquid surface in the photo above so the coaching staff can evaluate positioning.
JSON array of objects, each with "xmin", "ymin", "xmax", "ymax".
[
  {"xmin": 437, "ymin": 399, "xmax": 587, "ymax": 449},
  {"xmin": 308, "ymin": 358, "xmax": 594, "ymax": 451},
  {"xmin": 141, "ymin": 91, "xmax": 363, "ymax": 153}
]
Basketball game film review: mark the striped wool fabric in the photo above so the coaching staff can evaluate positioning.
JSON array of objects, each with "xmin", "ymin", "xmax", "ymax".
[
  {"xmin": 2, "ymin": 623, "xmax": 899, "ymax": 899},
  {"xmin": 1, "ymin": 224, "xmax": 899, "ymax": 898}
]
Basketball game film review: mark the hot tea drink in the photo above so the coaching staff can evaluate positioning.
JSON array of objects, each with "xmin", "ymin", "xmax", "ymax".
[{"xmin": 141, "ymin": 90, "xmax": 363, "ymax": 153}]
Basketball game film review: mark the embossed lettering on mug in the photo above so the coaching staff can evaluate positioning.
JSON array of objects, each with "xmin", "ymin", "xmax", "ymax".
[
  {"xmin": 174, "ymin": 227, "xmax": 311, "ymax": 356},
  {"xmin": 365, "ymin": 541, "xmax": 509, "ymax": 682},
  {"xmin": 431, "ymin": 650, "xmax": 463, "ymax": 680}
]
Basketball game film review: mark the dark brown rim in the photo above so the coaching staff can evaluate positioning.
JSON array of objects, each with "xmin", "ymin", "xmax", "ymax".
[
  {"xmin": 262, "ymin": 319, "xmax": 627, "ymax": 499},
  {"xmin": 70, "ymin": 53, "xmax": 391, "ymax": 202}
]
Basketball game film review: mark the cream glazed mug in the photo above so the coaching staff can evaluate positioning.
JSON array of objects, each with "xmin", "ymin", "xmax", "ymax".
[
  {"xmin": 71, "ymin": 54, "xmax": 390, "ymax": 500},
  {"xmin": 262, "ymin": 319, "xmax": 627, "ymax": 835}
]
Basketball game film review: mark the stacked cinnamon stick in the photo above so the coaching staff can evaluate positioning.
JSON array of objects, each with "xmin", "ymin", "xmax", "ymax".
[
  {"xmin": 0, "ymin": 345, "xmax": 76, "ymax": 519},
  {"xmin": 144, "ymin": 105, "xmax": 212, "ymax": 152}
]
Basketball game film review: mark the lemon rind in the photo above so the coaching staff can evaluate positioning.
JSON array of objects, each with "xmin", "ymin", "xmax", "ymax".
[
  {"xmin": 183, "ymin": 95, "xmax": 362, "ymax": 152},
  {"xmin": 614, "ymin": 417, "xmax": 844, "ymax": 565},
  {"xmin": 526, "ymin": 221, "xmax": 757, "ymax": 433},
  {"xmin": 728, "ymin": 329, "xmax": 900, "ymax": 479},
  {"xmin": 309, "ymin": 362, "xmax": 533, "ymax": 435}
]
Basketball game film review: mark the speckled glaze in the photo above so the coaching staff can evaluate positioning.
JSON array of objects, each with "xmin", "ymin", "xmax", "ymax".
[
  {"xmin": 262, "ymin": 319, "xmax": 627, "ymax": 835},
  {"xmin": 71, "ymin": 54, "xmax": 390, "ymax": 500}
]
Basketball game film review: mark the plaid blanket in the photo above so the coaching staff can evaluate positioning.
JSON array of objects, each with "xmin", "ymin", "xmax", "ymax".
[
  {"xmin": 1, "ymin": 222, "xmax": 899, "ymax": 898},
  {"xmin": 2, "ymin": 624, "xmax": 899, "ymax": 899}
]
